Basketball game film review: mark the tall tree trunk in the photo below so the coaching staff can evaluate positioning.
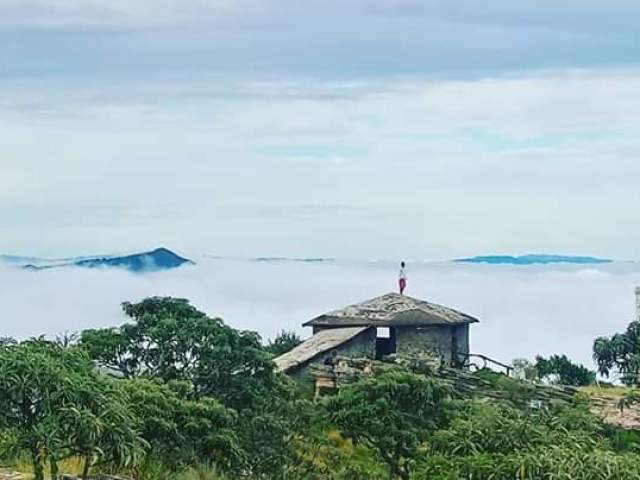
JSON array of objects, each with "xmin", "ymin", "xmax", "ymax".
[
  {"xmin": 50, "ymin": 457, "xmax": 60, "ymax": 480},
  {"xmin": 32, "ymin": 453, "xmax": 44, "ymax": 480},
  {"xmin": 382, "ymin": 451, "xmax": 409, "ymax": 480},
  {"xmin": 82, "ymin": 455, "xmax": 91, "ymax": 480},
  {"xmin": 390, "ymin": 463, "xmax": 409, "ymax": 480}
]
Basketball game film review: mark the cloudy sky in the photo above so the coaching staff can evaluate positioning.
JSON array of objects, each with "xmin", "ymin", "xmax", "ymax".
[{"xmin": 2, "ymin": 1, "xmax": 640, "ymax": 259}]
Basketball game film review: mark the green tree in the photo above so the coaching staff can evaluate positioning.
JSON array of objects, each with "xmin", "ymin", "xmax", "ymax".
[
  {"xmin": 80, "ymin": 297, "xmax": 303, "ymax": 476},
  {"xmin": 267, "ymin": 330, "xmax": 303, "ymax": 357},
  {"xmin": 594, "ymin": 321, "xmax": 640, "ymax": 385},
  {"xmin": 60, "ymin": 376, "xmax": 146, "ymax": 479},
  {"xmin": 324, "ymin": 371, "xmax": 450, "ymax": 479},
  {"xmin": 0, "ymin": 340, "xmax": 144, "ymax": 480},
  {"xmin": 534, "ymin": 354, "xmax": 596, "ymax": 386},
  {"xmin": 120, "ymin": 378, "xmax": 244, "ymax": 473},
  {"xmin": 80, "ymin": 297, "xmax": 277, "ymax": 408}
]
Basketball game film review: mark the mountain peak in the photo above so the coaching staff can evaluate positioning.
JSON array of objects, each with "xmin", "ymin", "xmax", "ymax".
[
  {"xmin": 1, "ymin": 248, "xmax": 194, "ymax": 273},
  {"xmin": 73, "ymin": 248, "xmax": 193, "ymax": 272}
]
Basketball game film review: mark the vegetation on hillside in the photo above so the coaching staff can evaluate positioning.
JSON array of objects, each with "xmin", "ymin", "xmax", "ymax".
[
  {"xmin": 594, "ymin": 320, "xmax": 640, "ymax": 385},
  {"xmin": 2, "ymin": 297, "xmax": 640, "ymax": 479}
]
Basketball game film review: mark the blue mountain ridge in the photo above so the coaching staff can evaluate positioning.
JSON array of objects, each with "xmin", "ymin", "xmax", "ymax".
[
  {"xmin": 454, "ymin": 254, "xmax": 612, "ymax": 265},
  {"xmin": 17, "ymin": 248, "xmax": 194, "ymax": 273}
]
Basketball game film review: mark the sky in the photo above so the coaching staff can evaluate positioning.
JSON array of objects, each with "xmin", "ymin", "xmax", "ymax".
[{"xmin": 2, "ymin": 1, "xmax": 640, "ymax": 259}]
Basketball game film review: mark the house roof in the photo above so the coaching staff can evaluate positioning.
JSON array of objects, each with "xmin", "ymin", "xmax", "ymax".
[
  {"xmin": 303, "ymin": 292, "xmax": 479, "ymax": 328},
  {"xmin": 273, "ymin": 326, "xmax": 371, "ymax": 373}
]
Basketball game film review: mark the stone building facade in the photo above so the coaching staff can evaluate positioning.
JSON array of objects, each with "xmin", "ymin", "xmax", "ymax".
[{"xmin": 275, "ymin": 292, "xmax": 478, "ymax": 377}]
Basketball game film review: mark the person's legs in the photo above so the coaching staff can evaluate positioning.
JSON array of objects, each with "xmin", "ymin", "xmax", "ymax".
[{"xmin": 399, "ymin": 278, "xmax": 406, "ymax": 294}]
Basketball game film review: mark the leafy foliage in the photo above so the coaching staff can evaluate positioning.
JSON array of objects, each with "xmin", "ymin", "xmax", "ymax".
[
  {"xmin": 80, "ymin": 297, "xmax": 305, "ymax": 478},
  {"xmin": 594, "ymin": 321, "xmax": 640, "ymax": 385},
  {"xmin": 80, "ymin": 297, "xmax": 277, "ymax": 408},
  {"xmin": 430, "ymin": 400, "xmax": 603, "ymax": 456},
  {"xmin": 417, "ymin": 446, "xmax": 640, "ymax": 480},
  {"xmin": 120, "ymin": 378, "xmax": 243, "ymax": 471},
  {"xmin": 535, "ymin": 354, "xmax": 596, "ymax": 386},
  {"xmin": 324, "ymin": 371, "xmax": 450, "ymax": 479},
  {"xmin": 418, "ymin": 397, "xmax": 637, "ymax": 480},
  {"xmin": 266, "ymin": 330, "xmax": 303, "ymax": 357},
  {"xmin": 0, "ymin": 340, "xmax": 145, "ymax": 480}
]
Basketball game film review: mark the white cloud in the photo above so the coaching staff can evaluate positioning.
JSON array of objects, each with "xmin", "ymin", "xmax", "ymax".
[
  {"xmin": 1, "ymin": 259, "xmax": 639, "ymax": 375},
  {"xmin": 1, "ymin": 0, "xmax": 638, "ymax": 33},
  {"xmin": 0, "ymin": 0, "xmax": 238, "ymax": 28},
  {"xmin": 1, "ymin": 69, "xmax": 640, "ymax": 258}
]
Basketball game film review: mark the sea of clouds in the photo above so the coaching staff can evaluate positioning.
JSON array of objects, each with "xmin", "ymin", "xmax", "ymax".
[{"xmin": 2, "ymin": 257, "xmax": 640, "ymax": 373}]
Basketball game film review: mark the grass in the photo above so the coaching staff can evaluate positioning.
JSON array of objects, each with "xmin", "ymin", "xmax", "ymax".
[
  {"xmin": 581, "ymin": 384, "xmax": 632, "ymax": 397},
  {"xmin": 11, "ymin": 457, "xmax": 85, "ymax": 479},
  {"xmin": 135, "ymin": 459, "xmax": 226, "ymax": 480},
  {"xmin": 7, "ymin": 457, "xmax": 226, "ymax": 480}
]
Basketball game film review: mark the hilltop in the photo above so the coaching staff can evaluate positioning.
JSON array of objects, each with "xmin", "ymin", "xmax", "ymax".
[{"xmin": 9, "ymin": 248, "xmax": 194, "ymax": 273}]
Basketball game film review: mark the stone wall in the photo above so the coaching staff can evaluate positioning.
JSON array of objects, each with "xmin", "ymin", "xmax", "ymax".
[
  {"xmin": 453, "ymin": 324, "xmax": 470, "ymax": 365},
  {"xmin": 395, "ymin": 324, "xmax": 469, "ymax": 366}
]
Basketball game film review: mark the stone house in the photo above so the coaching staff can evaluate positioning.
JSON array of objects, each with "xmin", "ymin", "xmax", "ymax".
[{"xmin": 274, "ymin": 292, "xmax": 479, "ymax": 377}]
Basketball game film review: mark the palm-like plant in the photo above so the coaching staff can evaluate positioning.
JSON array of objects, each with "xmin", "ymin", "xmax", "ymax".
[
  {"xmin": 594, "ymin": 321, "xmax": 640, "ymax": 385},
  {"xmin": 0, "ymin": 340, "xmax": 146, "ymax": 480}
]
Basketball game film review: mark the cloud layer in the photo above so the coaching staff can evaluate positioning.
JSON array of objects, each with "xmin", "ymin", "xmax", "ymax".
[{"xmin": 2, "ymin": 259, "xmax": 639, "ymax": 375}]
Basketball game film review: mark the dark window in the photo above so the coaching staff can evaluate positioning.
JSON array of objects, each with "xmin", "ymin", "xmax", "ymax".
[{"xmin": 376, "ymin": 327, "xmax": 396, "ymax": 359}]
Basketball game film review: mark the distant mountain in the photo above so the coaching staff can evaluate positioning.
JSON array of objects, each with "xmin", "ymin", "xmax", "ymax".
[
  {"xmin": 253, "ymin": 257, "xmax": 335, "ymax": 263},
  {"xmin": 17, "ymin": 248, "xmax": 193, "ymax": 273},
  {"xmin": 455, "ymin": 254, "xmax": 612, "ymax": 265}
]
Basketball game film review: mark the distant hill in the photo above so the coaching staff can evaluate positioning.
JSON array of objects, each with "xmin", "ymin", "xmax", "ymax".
[
  {"xmin": 455, "ymin": 254, "xmax": 612, "ymax": 265},
  {"xmin": 253, "ymin": 257, "xmax": 335, "ymax": 263},
  {"xmin": 17, "ymin": 248, "xmax": 194, "ymax": 273}
]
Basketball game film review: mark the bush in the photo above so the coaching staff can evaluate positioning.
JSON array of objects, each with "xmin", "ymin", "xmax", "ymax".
[
  {"xmin": 324, "ymin": 371, "xmax": 450, "ymax": 479},
  {"xmin": 416, "ymin": 447, "xmax": 640, "ymax": 480}
]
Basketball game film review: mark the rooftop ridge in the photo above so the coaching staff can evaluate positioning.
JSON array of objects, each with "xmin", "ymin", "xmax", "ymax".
[{"xmin": 303, "ymin": 291, "xmax": 479, "ymax": 327}]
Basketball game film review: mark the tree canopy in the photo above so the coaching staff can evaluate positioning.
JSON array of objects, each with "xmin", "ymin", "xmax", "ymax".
[
  {"xmin": 80, "ymin": 297, "xmax": 277, "ymax": 408},
  {"xmin": 534, "ymin": 354, "xmax": 596, "ymax": 386},
  {"xmin": 266, "ymin": 330, "xmax": 303, "ymax": 357},
  {"xmin": 324, "ymin": 371, "xmax": 451, "ymax": 479},
  {"xmin": 0, "ymin": 340, "xmax": 144, "ymax": 480},
  {"xmin": 594, "ymin": 320, "xmax": 640, "ymax": 385}
]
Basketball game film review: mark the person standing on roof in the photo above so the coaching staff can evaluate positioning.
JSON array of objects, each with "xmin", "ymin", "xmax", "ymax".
[{"xmin": 398, "ymin": 261, "xmax": 407, "ymax": 295}]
